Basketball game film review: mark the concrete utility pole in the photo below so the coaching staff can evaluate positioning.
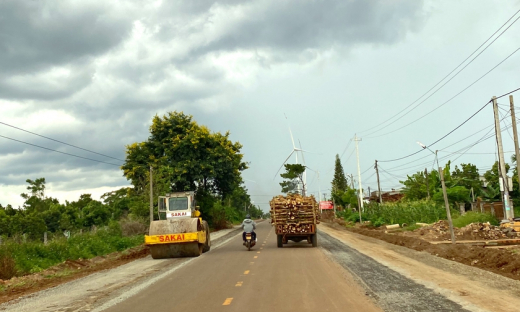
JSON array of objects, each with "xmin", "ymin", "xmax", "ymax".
[
  {"xmin": 510, "ymin": 95, "xmax": 518, "ymax": 219},
  {"xmin": 439, "ymin": 167, "xmax": 456, "ymax": 244},
  {"xmin": 354, "ymin": 135, "xmax": 363, "ymax": 211},
  {"xmin": 492, "ymin": 96, "xmax": 512, "ymax": 221},
  {"xmin": 149, "ymin": 166, "xmax": 154, "ymax": 222},
  {"xmin": 375, "ymin": 160, "xmax": 382, "ymax": 203},
  {"xmin": 425, "ymin": 168, "xmax": 430, "ymax": 199}
]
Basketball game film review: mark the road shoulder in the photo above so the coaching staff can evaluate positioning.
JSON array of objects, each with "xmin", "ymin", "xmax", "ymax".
[{"xmin": 319, "ymin": 223, "xmax": 520, "ymax": 312}]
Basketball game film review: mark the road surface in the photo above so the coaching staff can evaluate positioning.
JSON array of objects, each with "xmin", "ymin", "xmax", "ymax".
[
  {"xmin": 4, "ymin": 221, "xmax": 520, "ymax": 312},
  {"xmin": 99, "ymin": 220, "xmax": 381, "ymax": 312}
]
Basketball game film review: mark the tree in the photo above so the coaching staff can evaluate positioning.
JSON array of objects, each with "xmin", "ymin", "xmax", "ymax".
[
  {"xmin": 121, "ymin": 112, "xmax": 248, "ymax": 223},
  {"xmin": 452, "ymin": 163, "xmax": 481, "ymax": 197},
  {"xmin": 331, "ymin": 154, "xmax": 348, "ymax": 194},
  {"xmin": 483, "ymin": 161, "xmax": 510, "ymax": 201},
  {"xmin": 279, "ymin": 164, "xmax": 306, "ymax": 194}
]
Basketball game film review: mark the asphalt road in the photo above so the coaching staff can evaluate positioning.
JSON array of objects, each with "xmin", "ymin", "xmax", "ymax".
[{"xmin": 100, "ymin": 221, "xmax": 382, "ymax": 312}]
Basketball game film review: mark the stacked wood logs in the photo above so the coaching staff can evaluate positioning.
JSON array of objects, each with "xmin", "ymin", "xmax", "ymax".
[{"xmin": 270, "ymin": 194, "xmax": 320, "ymax": 234}]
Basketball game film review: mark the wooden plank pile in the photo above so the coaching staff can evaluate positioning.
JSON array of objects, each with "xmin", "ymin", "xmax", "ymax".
[{"xmin": 270, "ymin": 194, "xmax": 320, "ymax": 234}]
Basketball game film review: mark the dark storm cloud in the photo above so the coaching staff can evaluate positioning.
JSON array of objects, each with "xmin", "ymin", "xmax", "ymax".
[
  {"xmin": 0, "ymin": 0, "xmax": 427, "ymax": 203},
  {"xmin": 195, "ymin": 0, "xmax": 425, "ymax": 55},
  {"xmin": 0, "ymin": 1, "xmax": 132, "ymax": 74}
]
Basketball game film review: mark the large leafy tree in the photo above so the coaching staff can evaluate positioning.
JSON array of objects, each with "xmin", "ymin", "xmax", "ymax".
[{"xmin": 122, "ymin": 112, "xmax": 247, "ymax": 213}]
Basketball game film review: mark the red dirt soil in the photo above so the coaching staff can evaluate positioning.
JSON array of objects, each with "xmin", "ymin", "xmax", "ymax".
[
  {"xmin": 325, "ymin": 222, "xmax": 520, "ymax": 281},
  {"xmin": 0, "ymin": 246, "xmax": 150, "ymax": 305}
]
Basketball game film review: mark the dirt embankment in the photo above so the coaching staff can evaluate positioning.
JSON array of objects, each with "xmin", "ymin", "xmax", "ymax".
[
  {"xmin": 325, "ymin": 221, "xmax": 520, "ymax": 281},
  {"xmin": 0, "ymin": 246, "xmax": 150, "ymax": 305}
]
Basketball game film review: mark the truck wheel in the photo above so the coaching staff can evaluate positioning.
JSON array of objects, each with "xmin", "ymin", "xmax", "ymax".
[
  {"xmin": 277, "ymin": 235, "xmax": 283, "ymax": 248},
  {"xmin": 202, "ymin": 221, "xmax": 211, "ymax": 253},
  {"xmin": 311, "ymin": 233, "xmax": 318, "ymax": 247}
]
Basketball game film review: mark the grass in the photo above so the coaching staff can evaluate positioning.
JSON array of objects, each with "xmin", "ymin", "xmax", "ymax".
[
  {"xmin": 339, "ymin": 199, "xmax": 451, "ymax": 227},
  {"xmin": 338, "ymin": 200, "xmax": 499, "ymax": 230},
  {"xmin": 0, "ymin": 225, "xmax": 143, "ymax": 279},
  {"xmin": 451, "ymin": 211, "xmax": 499, "ymax": 228}
]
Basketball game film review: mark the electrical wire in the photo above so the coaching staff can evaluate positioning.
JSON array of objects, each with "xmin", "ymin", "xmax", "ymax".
[
  {"xmin": 360, "ymin": 10, "xmax": 520, "ymax": 136},
  {"xmin": 367, "ymin": 46, "xmax": 520, "ymax": 139},
  {"xmin": 0, "ymin": 134, "xmax": 123, "ymax": 167},
  {"xmin": 378, "ymin": 99, "xmax": 491, "ymax": 162},
  {"xmin": 0, "ymin": 121, "xmax": 125, "ymax": 161}
]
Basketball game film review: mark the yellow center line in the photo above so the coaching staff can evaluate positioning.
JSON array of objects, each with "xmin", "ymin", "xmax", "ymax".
[
  {"xmin": 223, "ymin": 298, "xmax": 233, "ymax": 305},
  {"xmin": 235, "ymin": 282, "xmax": 243, "ymax": 287},
  {"xmin": 244, "ymin": 270, "xmax": 250, "ymax": 275},
  {"xmin": 254, "ymin": 256, "xmax": 258, "ymax": 259},
  {"xmin": 257, "ymin": 251, "xmax": 261, "ymax": 254},
  {"xmin": 250, "ymin": 262, "xmax": 254, "ymax": 264}
]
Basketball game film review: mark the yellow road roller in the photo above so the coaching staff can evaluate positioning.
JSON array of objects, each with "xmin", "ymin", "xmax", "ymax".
[{"xmin": 145, "ymin": 191, "xmax": 211, "ymax": 259}]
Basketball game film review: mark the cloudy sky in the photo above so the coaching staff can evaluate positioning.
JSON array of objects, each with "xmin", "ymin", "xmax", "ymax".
[{"xmin": 1, "ymin": 0, "xmax": 519, "ymax": 211}]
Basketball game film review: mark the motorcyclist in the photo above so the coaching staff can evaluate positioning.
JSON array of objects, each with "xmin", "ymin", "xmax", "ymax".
[{"xmin": 241, "ymin": 214, "xmax": 257, "ymax": 244}]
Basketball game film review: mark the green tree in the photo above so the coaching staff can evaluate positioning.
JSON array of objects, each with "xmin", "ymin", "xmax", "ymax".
[
  {"xmin": 483, "ymin": 161, "xmax": 510, "ymax": 201},
  {"xmin": 121, "ymin": 112, "xmax": 248, "ymax": 223},
  {"xmin": 331, "ymin": 154, "xmax": 348, "ymax": 194},
  {"xmin": 279, "ymin": 164, "xmax": 306, "ymax": 194},
  {"xmin": 452, "ymin": 163, "xmax": 481, "ymax": 197}
]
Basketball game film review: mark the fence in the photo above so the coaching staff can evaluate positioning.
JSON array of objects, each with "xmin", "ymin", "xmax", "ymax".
[{"xmin": 471, "ymin": 201, "xmax": 505, "ymax": 220}]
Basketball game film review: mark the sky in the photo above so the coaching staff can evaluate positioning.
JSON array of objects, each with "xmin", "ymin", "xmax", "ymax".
[{"xmin": 1, "ymin": 0, "xmax": 520, "ymax": 212}]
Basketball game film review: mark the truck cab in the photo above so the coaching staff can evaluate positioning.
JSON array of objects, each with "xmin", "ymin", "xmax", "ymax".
[{"xmin": 158, "ymin": 191, "xmax": 197, "ymax": 220}]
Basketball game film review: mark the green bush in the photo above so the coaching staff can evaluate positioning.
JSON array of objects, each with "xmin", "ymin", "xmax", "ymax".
[
  {"xmin": 0, "ymin": 228, "xmax": 143, "ymax": 278},
  {"xmin": 452, "ymin": 211, "xmax": 499, "ymax": 228},
  {"xmin": 361, "ymin": 199, "xmax": 451, "ymax": 226}
]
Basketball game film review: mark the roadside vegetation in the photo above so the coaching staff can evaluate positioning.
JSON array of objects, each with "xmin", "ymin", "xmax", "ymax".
[
  {"xmin": 0, "ymin": 112, "xmax": 266, "ymax": 281},
  {"xmin": 329, "ymin": 153, "xmax": 506, "ymax": 230}
]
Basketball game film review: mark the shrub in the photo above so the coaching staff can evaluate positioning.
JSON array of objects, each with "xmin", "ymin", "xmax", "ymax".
[
  {"xmin": 0, "ymin": 250, "xmax": 17, "ymax": 280},
  {"xmin": 362, "ymin": 199, "xmax": 451, "ymax": 226},
  {"xmin": 120, "ymin": 217, "xmax": 147, "ymax": 236},
  {"xmin": 0, "ymin": 228, "xmax": 143, "ymax": 276},
  {"xmin": 452, "ymin": 211, "xmax": 499, "ymax": 228}
]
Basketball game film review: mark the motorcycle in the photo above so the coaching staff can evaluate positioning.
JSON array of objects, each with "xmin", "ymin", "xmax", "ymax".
[{"xmin": 244, "ymin": 232, "xmax": 256, "ymax": 251}]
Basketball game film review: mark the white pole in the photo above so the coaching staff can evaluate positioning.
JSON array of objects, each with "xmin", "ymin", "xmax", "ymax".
[{"xmin": 354, "ymin": 135, "xmax": 364, "ymax": 211}]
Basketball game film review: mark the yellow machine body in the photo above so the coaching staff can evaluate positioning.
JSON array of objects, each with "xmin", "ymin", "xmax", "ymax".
[{"xmin": 145, "ymin": 192, "xmax": 211, "ymax": 259}]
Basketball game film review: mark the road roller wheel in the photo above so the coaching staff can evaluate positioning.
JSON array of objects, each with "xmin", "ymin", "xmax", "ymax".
[
  {"xmin": 150, "ymin": 242, "xmax": 202, "ymax": 259},
  {"xmin": 202, "ymin": 221, "xmax": 211, "ymax": 253}
]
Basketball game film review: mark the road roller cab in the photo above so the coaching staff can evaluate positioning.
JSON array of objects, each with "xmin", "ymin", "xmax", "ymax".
[
  {"xmin": 159, "ymin": 191, "xmax": 198, "ymax": 220},
  {"xmin": 145, "ymin": 191, "xmax": 211, "ymax": 259}
]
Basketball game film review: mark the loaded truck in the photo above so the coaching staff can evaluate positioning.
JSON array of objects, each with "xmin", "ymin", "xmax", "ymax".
[
  {"xmin": 145, "ymin": 191, "xmax": 211, "ymax": 259},
  {"xmin": 270, "ymin": 194, "xmax": 320, "ymax": 248}
]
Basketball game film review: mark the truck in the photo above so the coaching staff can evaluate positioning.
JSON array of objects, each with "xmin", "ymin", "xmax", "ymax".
[
  {"xmin": 144, "ymin": 191, "xmax": 211, "ymax": 259},
  {"xmin": 270, "ymin": 194, "xmax": 320, "ymax": 248}
]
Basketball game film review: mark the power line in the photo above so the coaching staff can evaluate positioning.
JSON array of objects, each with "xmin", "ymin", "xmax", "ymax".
[
  {"xmin": 367, "ymin": 46, "xmax": 520, "ymax": 139},
  {"xmin": 378, "ymin": 99, "xmax": 491, "ymax": 162},
  {"xmin": 360, "ymin": 9, "xmax": 520, "ymax": 136},
  {"xmin": 0, "ymin": 134, "xmax": 123, "ymax": 167},
  {"xmin": 0, "ymin": 121, "xmax": 125, "ymax": 162}
]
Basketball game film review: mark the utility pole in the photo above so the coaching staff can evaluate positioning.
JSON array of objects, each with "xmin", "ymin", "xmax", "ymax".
[
  {"xmin": 493, "ymin": 96, "xmax": 512, "ymax": 221},
  {"xmin": 375, "ymin": 160, "xmax": 382, "ymax": 203},
  {"xmin": 439, "ymin": 167, "xmax": 456, "ymax": 244},
  {"xmin": 510, "ymin": 95, "xmax": 518, "ymax": 219},
  {"xmin": 349, "ymin": 174, "xmax": 355, "ymax": 189},
  {"xmin": 425, "ymin": 168, "xmax": 430, "ymax": 199},
  {"xmin": 354, "ymin": 135, "xmax": 363, "ymax": 211},
  {"xmin": 149, "ymin": 166, "xmax": 154, "ymax": 222}
]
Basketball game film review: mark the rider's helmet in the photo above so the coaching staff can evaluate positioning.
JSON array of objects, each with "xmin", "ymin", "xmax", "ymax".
[{"xmin": 245, "ymin": 214, "xmax": 251, "ymax": 219}]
